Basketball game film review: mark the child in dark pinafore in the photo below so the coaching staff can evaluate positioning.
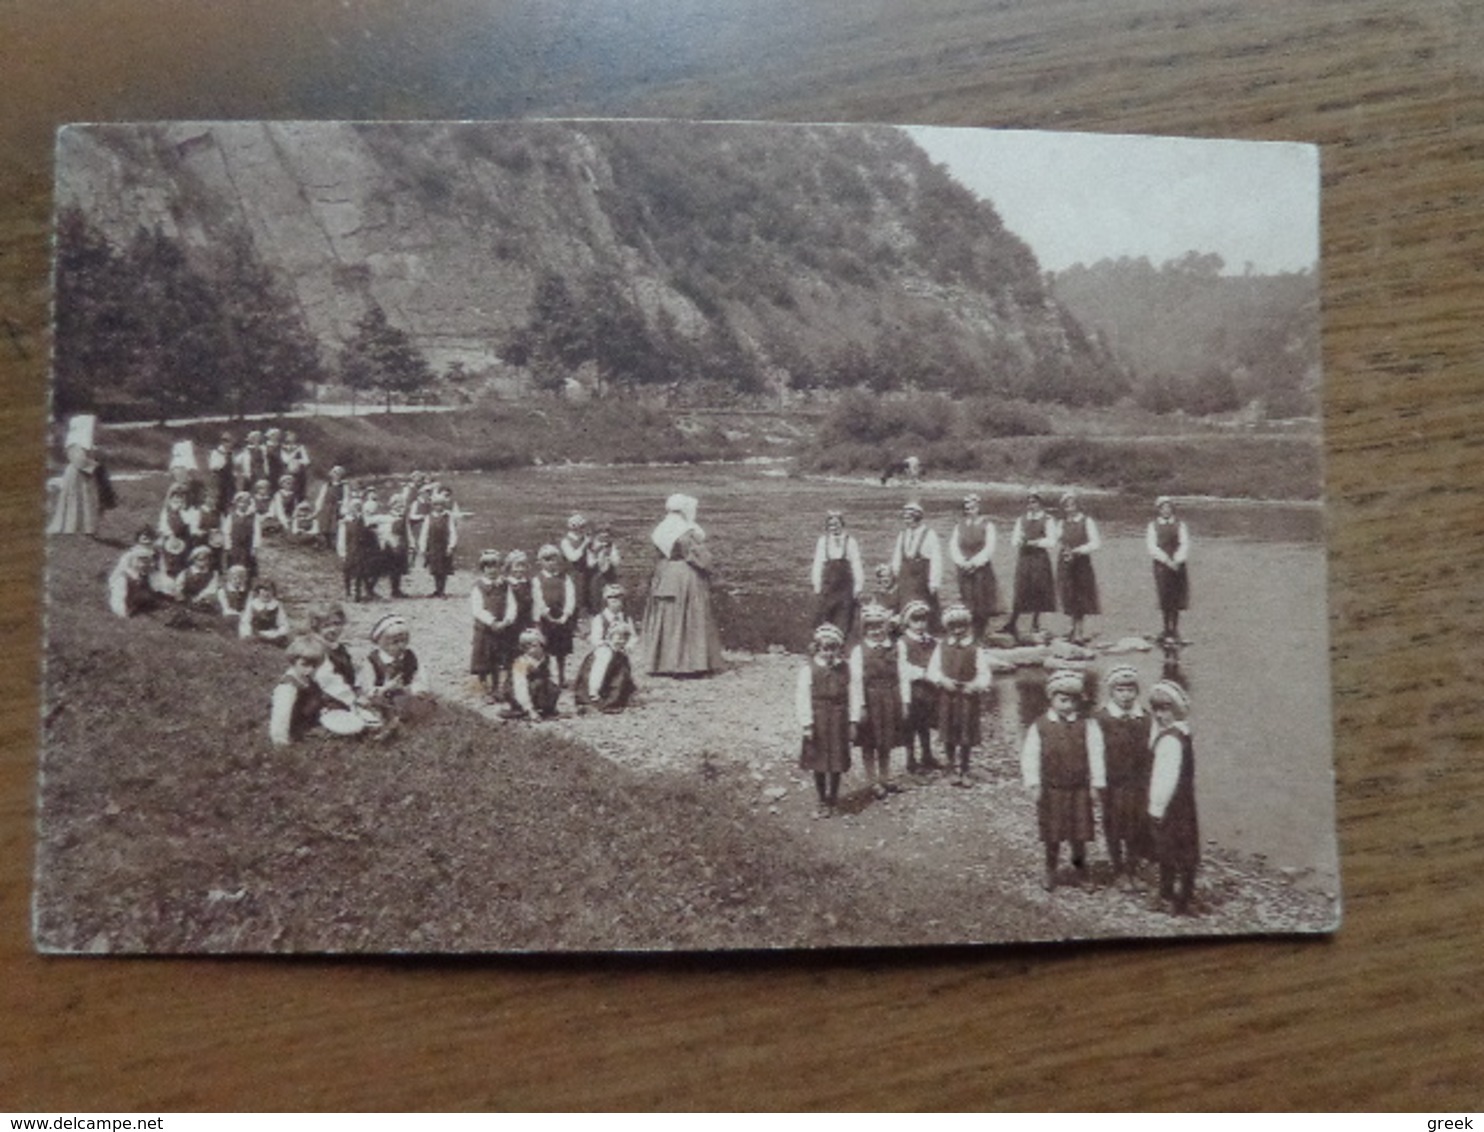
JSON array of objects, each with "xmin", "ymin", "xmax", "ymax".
[
  {"xmin": 949, "ymin": 494, "xmax": 998, "ymax": 642},
  {"xmin": 890, "ymin": 501, "xmax": 942, "ymax": 630},
  {"xmin": 1021, "ymin": 667, "xmax": 1107, "ymax": 890},
  {"xmin": 1147, "ymin": 496, "xmax": 1192, "ymax": 642},
  {"xmin": 797, "ymin": 623, "xmax": 852, "ymax": 818},
  {"xmin": 928, "ymin": 602, "xmax": 993, "ymax": 786},
  {"xmin": 574, "ymin": 622, "xmax": 638, "ymax": 714},
  {"xmin": 469, "ymin": 549, "xmax": 510, "ymax": 703},
  {"xmin": 898, "ymin": 600, "xmax": 939, "ymax": 773},
  {"xmin": 534, "ymin": 544, "xmax": 578, "ymax": 687},
  {"xmin": 1002, "ymin": 491, "xmax": 1058, "ymax": 642},
  {"xmin": 849, "ymin": 602, "xmax": 910, "ymax": 799},
  {"xmin": 418, "ymin": 490, "xmax": 459, "ymax": 598},
  {"xmin": 1147, "ymin": 679, "xmax": 1200, "ymax": 914},
  {"xmin": 811, "ymin": 510, "xmax": 864, "ymax": 638},
  {"xmin": 505, "ymin": 627, "xmax": 561, "ymax": 720},
  {"xmin": 1095, "ymin": 664, "xmax": 1153, "ymax": 889},
  {"xmin": 1056, "ymin": 492, "xmax": 1101, "ymax": 645}
]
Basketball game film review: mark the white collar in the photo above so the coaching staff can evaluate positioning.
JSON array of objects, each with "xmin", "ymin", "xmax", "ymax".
[
  {"xmin": 1102, "ymin": 702, "xmax": 1146, "ymax": 719},
  {"xmin": 1044, "ymin": 709, "xmax": 1080, "ymax": 723}
]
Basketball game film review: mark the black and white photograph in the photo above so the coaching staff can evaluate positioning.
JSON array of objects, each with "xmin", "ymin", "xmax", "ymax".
[{"xmin": 36, "ymin": 118, "xmax": 1337, "ymax": 953}]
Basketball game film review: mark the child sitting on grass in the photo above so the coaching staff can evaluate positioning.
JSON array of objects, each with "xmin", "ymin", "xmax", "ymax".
[
  {"xmin": 588, "ymin": 583, "xmax": 637, "ymax": 649},
  {"xmin": 239, "ymin": 578, "xmax": 291, "ymax": 646},
  {"xmin": 108, "ymin": 545, "xmax": 167, "ymax": 619},
  {"xmin": 268, "ymin": 635, "xmax": 372, "ymax": 746},
  {"xmin": 218, "ymin": 563, "xmax": 251, "ymax": 619},
  {"xmin": 504, "ymin": 627, "xmax": 560, "ymax": 721},
  {"xmin": 171, "ymin": 545, "xmax": 221, "ymax": 612},
  {"xmin": 308, "ymin": 602, "xmax": 385, "ymax": 732},
  {"xmin": 364, "ymin": 613, "xmax": 434, "ymax": 723},
  {"xmin": 574, "ymin": 621, "xmax": 638, "ymax": 714}
]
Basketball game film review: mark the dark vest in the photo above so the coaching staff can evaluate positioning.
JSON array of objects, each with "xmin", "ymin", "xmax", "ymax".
[
  {"xmin": 1036, "ymin": 715, "xmax": 1091, "ymax": 788},
  {"xmin": 939, "ymin": 640, "xmax": 979, "ymax": 683},
  {"xmin": 369, "ymin": 649, "xmax": 419, "ymax": 688},
  {"xmin": 1096, "ymin": 708, "xmax": 1149, "ymax": 784}
]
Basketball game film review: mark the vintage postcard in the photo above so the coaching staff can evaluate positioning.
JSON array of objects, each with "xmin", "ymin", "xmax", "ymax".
[{"xmin": 36, "ymin": 119, "xmax": 1337, "ymax": 952}]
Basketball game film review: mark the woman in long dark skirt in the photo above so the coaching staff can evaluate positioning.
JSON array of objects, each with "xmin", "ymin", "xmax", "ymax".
[
  {"xmin": 1056, "ymin": 491, "xmax": 1102, "ymax": 645},
  {"xmin": 1001, "ymin": 492, "xmax": 1058, "ymax": 642},
  {"xmin": 1146, "ymin": 496, "xmax": 1192, "ymax": 642}
]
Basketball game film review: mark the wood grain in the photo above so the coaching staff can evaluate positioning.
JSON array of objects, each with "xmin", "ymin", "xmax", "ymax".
[{"xmin": 3, "ymin": 0, "xmax": 1482, "ymax": 1110}]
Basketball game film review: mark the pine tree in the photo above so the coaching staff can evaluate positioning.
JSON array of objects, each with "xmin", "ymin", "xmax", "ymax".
[{"xmin": 340, "ymin": 304, "xmax": 434, "ymax": 414}]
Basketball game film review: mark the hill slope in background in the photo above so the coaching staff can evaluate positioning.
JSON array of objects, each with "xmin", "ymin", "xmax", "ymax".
[
  {"xmin": 1051, "ymin": 254, "xmax": 1320, "ymax": 417},
  {"xmin": 55, "ymin": 120, "xmax": 1122, "ymax": 413}
]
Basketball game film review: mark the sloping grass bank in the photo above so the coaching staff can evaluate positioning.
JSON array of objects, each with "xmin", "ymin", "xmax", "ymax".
[{"xmin": 37, "ymin": 508, "xmax": 1071, "ymax": 953}]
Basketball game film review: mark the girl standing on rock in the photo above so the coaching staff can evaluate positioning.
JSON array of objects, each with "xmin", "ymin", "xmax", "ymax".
[
  {"xmin": 849, "ymin": 602, "xmax": 910, "ymax": 799},
  {"xmin": 811, "ymin": 510, "xmax": 864, "ymax": 639},
  {"xmin": 1147, "ymin": 679, "xmax": 1200, "ymax": 915},
  {"xmin": 1001, "ymin": 492, "xmax": 1058, "ymax": 643},
  {"xmin": 1147, "ymin": 497, "xmax": 1192, "ymax": 642},
  {"xmin": 797, "ymin": 623, "xmax": 853, "ymax": 818},
  {"xmin": 949, "ymin": 494, "xmax": 998, "ymax": 642},
  {"xmin": 1056, "ymin": 492, "xmax": 1102, "ymax": 645}
]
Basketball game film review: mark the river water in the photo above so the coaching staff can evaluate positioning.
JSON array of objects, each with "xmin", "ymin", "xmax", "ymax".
[{"xmin": 450, "ymin": 463, "xmax": 1338, "ymax": 888}]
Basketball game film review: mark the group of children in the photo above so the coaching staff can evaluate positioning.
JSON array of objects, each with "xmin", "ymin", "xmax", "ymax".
[
  {"xmin": 467, "ymin": 522, "xmax": 635, "ymax": 720},
  {"xmin": 796, "ymin": 594, "xmax": 1201, "ymax": 914},
  {"xmin": 269, "ymin": 608, "xmax": 434, "ymax": 746},
  {"xmin": 816, "ymin": 490, "xmax": 1192, "ymax": 649}
]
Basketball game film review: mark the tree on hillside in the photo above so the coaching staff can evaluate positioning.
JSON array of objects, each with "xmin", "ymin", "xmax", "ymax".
[
  {"xmin": 210, "ymin": 231, "xmax": 322, "ymax": 418},
  {"xmin": 52, "ymin": 207, "xmax": 128, "ymax": 419},
  {"xmin": 120, "ymin": 227, "xmax": 224, "ymax": 425},
  {"xmin": 340, "ymin": 304, "xmax": 434, "ymax": 414}
]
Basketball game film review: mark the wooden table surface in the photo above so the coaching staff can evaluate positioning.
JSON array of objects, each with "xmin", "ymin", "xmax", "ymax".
[{"xmin": 3, "ymin": 0, "xmax": 1481, "ymax": 1111}]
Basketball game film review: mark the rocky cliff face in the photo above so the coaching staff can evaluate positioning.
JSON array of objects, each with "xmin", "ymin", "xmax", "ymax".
[{"xmin": 56, "ymin": 119, "xmax": 1116, "ymax": 396}]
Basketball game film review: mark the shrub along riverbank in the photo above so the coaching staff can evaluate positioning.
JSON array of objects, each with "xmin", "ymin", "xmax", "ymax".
[{"xmin": 86, "ymin": 393, "xmax": 1320, "ymax": 501}]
